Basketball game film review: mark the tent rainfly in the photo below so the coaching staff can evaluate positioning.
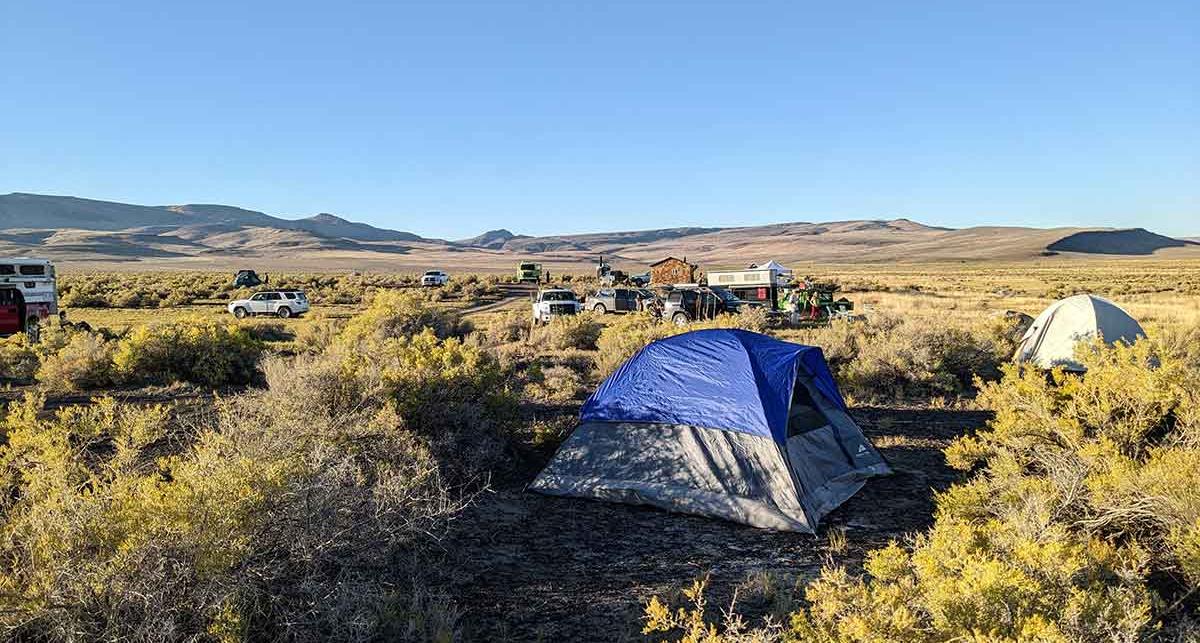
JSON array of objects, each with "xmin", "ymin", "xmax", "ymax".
[
  {"xmin": 1014, "ymin": 294, "xmax": 1145, "ymax": 371},
  {"xmin": 753, "ymin": 260, "xmax": 793, "ymax": 277},
  {"xmin": 529, "ymin": 329, "xmax": 890, "ymax": 531}
]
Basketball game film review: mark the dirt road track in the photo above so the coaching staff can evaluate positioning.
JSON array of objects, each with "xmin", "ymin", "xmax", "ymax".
[{"xmin": 461, "ymin": 283, "xmax": 538, "ymax": 316}]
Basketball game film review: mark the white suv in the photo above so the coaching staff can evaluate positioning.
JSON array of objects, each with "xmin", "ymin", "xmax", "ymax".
[
  {"xmin": 421, "ymin": 270, "xmax": 449, "ymax": 287},
  {"xmin": 228, "ymin": 291, "xmax": 310, "ymax": 319}
]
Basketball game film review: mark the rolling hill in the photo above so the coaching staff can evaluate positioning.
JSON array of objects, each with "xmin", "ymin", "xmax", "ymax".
[{"xmin": 2, "ymin": 192, "xmax": 1196, "ymax": 271}]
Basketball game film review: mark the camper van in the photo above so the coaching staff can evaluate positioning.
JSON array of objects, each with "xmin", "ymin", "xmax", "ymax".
[
  {"xmin": 705, "ymin": 264, "xmax": 791, "ymax": 311},
  {"xmin": 0, "ymin": 258, "xmax": 58, "ymax": 338}
]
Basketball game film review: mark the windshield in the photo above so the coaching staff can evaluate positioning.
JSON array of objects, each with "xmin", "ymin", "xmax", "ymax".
[
  {"xmin": 423, "ymin": 271, "xmax": 440, "ymax": 276},
  {"xmin": 711, "ymin": 288, "xmax": 739, "ymax": 303},
  {"xmin": 520, "ymin": 263, "xmax": 539, "ymax": 271},
  {"xmin": 541, "ymin": 291, "xmax": 576, "ymax": 302}
]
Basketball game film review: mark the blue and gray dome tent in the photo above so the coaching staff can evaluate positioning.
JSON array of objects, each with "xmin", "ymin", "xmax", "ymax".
[{"xmin": 530, "ymin": 328, "xmax": 890, "ymax": 532}]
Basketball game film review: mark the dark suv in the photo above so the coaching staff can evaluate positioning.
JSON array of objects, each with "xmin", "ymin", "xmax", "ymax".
[
  {"xmin": 662, "ymin": 288, "xmax": 726, "ymax": 325},
  {"xmin": 709, "ymin": 287, "xmax": 754, "ymax": 314}
]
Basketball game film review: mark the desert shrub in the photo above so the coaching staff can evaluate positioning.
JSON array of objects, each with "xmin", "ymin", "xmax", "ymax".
[
  {"xmin": 532, "ymin": 313, "xmax": 603, "ymax": 351},
  {"xmin": 322, "ymin": 327, "xmax": 515, "ymax": 476},
  {"xmin": 788, "ymin": 341, "xmax": 1198, "ymax": 641},
  {"xmin": 690, "ymin": 310, "xmax": 777, "ymax": 334},
  {"xmin": 59, "ymin": 272, "xmax": 227, "ymax": 308},
  {"xmin": 35, "ymin": 331, "xmax": 117, "ymax": 391},
  {"xmin": 788, "ymin": 318, "xmax": 870, "ymax": 368},
  {"xmin": 240, "ymin": 321, "xmax": 292, "ymax": 343},
  {"xmin": 0, "ymin": 377, "xmax": 466, "ymax": 641},
  {"xmin": 291, "ymin": 311, "xmax": 344, "ymax": 354},
  {"xmin": 27, "ymin": 323, "xmax": 77, "ymax": 356},
  {"xmin": 524, "ymin": 363, "xmax": 588, "ymax": 402},
  {"xmin": 595, "ymin": 313, "xmax": 680, "ymax": 377},
  {"xmin": 0, "ymin": 396, "xmax": 236, "ymax": 639},
  {"xmin": 112, "ymin": 317, "xmax": 263, "ymax": 387},
  {"xmin": 481, "ymin": 309, "xmax": 531, "ymax": 346},
  {"xmin": 0, "ymin": 335, "xmax": 39, "ymax": 383},
  {"xmin": 787, "ymin": 314, "xmax": 1015, "ymax": 402},
  {"xmin": 339, "ymin": 289, "xmax": 464, "ymax": 344},
  {"xmin": 644, "ymin": 576, "xmax": 786, "ymax": 643},
  {"xmin": 972, "ymin": 311, "xmax": 1032, "ymax": 361},
  {"xmin": 1159, "ymin": 319, "xmax": 1200, "ymax": 373},
  {"xmin": 944, "ymin": 340, "xmax": 1200, "ymax": 577},
  {"xmin": 839, "ymin": 323, "xmax": 997, "ymax": 401},
  {"xmin": 734, "ymin": 306, "xmax": 772, "ymax": 333},
  {"xmin": 458, "ymin": 278, "xmax": 496, "ymax": 304},
  {"xmin": 786, "ymin": 520, "xmax": 1152, "ymax": 642}
]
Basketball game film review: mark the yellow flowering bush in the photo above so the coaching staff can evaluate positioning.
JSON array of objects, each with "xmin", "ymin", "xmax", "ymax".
[
  {"xmin": 338, "ymin": 289, "xmax": 464, "ymax": 344},
  {"xmin": 0, "ymin": 334, "xmax": 39, "ymax": 382},
  {"xmin": 111, "ymin": 316, "xmax": 263, "ymax": 386}
]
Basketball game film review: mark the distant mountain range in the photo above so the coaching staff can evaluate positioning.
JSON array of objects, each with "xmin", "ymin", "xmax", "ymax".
[{"xmin": 1, "ymin": 192, "xmax": 1196, "ymax": 270}]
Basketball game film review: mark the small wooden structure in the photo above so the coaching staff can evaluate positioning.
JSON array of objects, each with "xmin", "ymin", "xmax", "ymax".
[{"xmin": 650, "ymin": 256, "xmax": 697, "ymax": 285}]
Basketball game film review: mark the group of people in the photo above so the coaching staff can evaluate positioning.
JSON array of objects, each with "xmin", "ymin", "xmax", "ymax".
[{"xmin": 777, "ymin": 281, "xmax": 829, "ymax": 323}]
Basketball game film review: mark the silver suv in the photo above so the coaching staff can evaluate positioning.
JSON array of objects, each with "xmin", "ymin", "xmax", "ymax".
[
  {"xmin": 228, "ymin": 291, "xmax": 310, "ymax": 319},
  {"xmin": 584, "ymin": 287, "xmax": 648, "ymax": 314}
]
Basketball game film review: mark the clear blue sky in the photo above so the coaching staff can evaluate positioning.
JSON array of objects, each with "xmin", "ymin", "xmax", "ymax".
[{"xmin": 2, "ymin": 1, "xmax": 1197, "ymax": 238}]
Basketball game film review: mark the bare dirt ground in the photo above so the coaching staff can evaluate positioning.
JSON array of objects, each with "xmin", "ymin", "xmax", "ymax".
[{"xmin": 442, "ymin": 406, "xmax": 990, "ymax": 641}]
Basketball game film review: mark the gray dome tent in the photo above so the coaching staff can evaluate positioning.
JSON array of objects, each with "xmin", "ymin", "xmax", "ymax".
[{"xmin": 1013, "ymin": 294, "xmax": 1144, "ymax": 371}]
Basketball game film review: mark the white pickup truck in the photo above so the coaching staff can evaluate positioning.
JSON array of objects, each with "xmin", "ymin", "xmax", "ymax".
[
  {"xmin": 532, "ymin": 288, "xmax": 581, "ymax": 324},
  {"xmin": 421, "ymin": 270, "xmax": 449, "ymax": 287},
  {"xmin": 228, "ymin": 291, "xmax": 310, "ymax": 319}
]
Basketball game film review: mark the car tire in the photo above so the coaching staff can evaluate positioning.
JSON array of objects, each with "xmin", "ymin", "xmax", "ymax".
[
  {"xmin": 672, "ymin": 312, "xmax": 689, "ymax": 326},
  {"xmin": 277, "ymin": 307, "xmax": 292, "ymax": 319},
  {"xmin": 593, "ymin": 303, "xmax": 607, "ymax": 314},
  {"xmin": 233, "ymin": 307, "xmax": 248, "ymax": 319}
]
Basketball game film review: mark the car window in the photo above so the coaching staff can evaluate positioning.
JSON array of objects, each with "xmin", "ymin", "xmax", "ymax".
[
  {"xmin": 267, "ymin": 293, "xmax": 282, "ymax": 300},
  {"xmin": 251, "ymin": 294, "xmax": 266, "ymax": 301},
  {"xmin": 284, "ymin": 292, "xmax": 296, "ymax": 299},
  {"xmin": 18, "ymin": 265, "xmax": 45, "ymax": 276},
  {"xmin": 0, "ymin": 265, "xmax": 13, "ymax": 275}
]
